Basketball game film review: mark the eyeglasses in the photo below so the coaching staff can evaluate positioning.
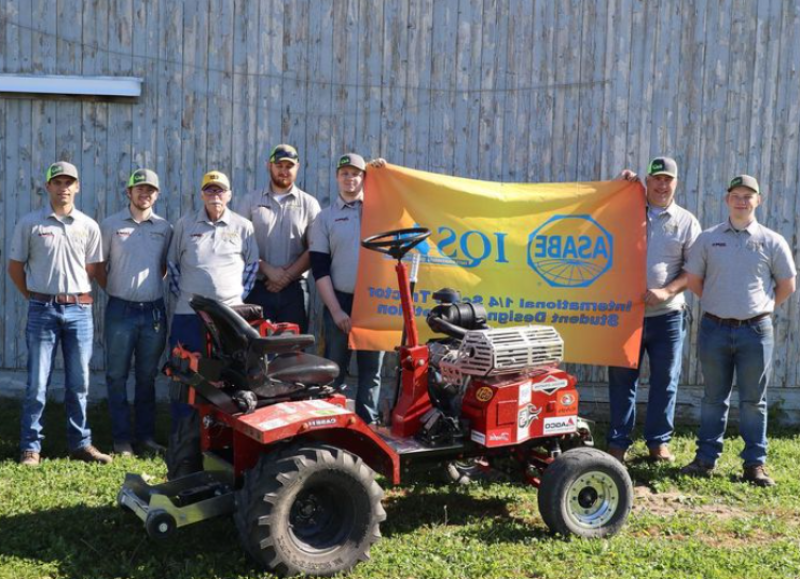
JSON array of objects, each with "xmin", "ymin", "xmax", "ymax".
[{"xmin": 202, "ymin": 188, "xmax": 229, "ymax": 196}]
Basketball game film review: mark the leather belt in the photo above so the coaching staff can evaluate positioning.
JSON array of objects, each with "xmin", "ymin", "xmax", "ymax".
[
  {"xmin": 30, "ymin": 292, "xmax": 93, "ymax": 305},
  {"xmin": 704, "ymin": 312, "xmax": 769, "ymax": 327}
]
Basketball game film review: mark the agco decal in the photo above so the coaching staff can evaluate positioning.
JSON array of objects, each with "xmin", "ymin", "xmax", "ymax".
[{"xmin": 475, "ymin": 386, "xmax": 494, "ymax": 402}]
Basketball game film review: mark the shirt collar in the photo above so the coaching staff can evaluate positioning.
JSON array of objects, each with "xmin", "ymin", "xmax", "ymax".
[
  {"xmin": 263, "ymin": 184, "xmax": 298, "ymax": 202},
  {"xmin": 126, "ymin": 207, "xmax": 154, "ymax": 224},
  {"xmin": 196, "ymin": 207, "xmax": 229, "ymax": 225},
  {"xmin": 336, "ymin": 194, "xmax": 363, "ymax": 209},
  {"xmin": 647, "ymin": 202, "xmax": 676, "ymax": 218},
  {"xmin": 723, "ymin": 218, "xmax": 758, "ymax": 235},
  {"xmin": 45, "ymin": 204, "xmax": 76, "ymax": 223}
]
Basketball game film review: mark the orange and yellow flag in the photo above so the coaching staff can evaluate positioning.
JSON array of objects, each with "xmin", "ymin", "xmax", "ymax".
[{"xmin": 349, "ymin": 164, "xmax": 646, "ymax": 368}]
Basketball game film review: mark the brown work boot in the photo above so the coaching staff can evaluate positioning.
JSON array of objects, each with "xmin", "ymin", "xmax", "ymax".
[
  {"xmin": 648, "ymin": 444, "xmax": 676, "ymax": 463},
  {"xmin": 679, "ymin": 458, "xmax": 715, "ymax": 478},
  {"xmin": 70, "ymin": 445, "xmax": 113, "ymax": 464},
  {"xmin": 19, "ymin": 450, "xmax": 41, "ymax": 466},
  {"xmin": 607, "ymin": 447, "xmax": 627, "ymax": 463},
  {"xmin": 743, "ymin": 465, "xmax": 776, "ymax": 488}
]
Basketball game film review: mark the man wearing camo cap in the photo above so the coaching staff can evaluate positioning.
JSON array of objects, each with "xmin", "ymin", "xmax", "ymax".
[
  {"xmin": 8, "ymin": 161, "xmax": 112, "ymax": 466},
  {"xmin": 98, "ymin": 169, "xmax": 172, "ymax": 456},
  {"xmin": 609, "ymin": 157, "xmax": 701, "ymax": 463},
  {"xmin": 309, "ymin": 153, "xmax": 385, "ymax": 424},
  {"xmin": 681, "ymin": 174, "xmax": 796, "ymax": 487},
  {"xmin": 237, "ymin": 144, "xmax": 320, "ymax": 332}
]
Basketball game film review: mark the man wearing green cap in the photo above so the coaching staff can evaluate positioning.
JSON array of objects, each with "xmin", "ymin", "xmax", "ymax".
[
  {"xmin": 608, "ymin": 157, "xmax": 701, "ymax": 463},
  {"xmin": 8, "ymin": 161, "xmax": 112, "ymax": 466},
  {"xmin": 681, "ymin": 174, "xmax": 796, "ymax": 487},
  {"xmin": 238, "ymin": 144, "xmax": 320, "ymax": 332},
  {"xmin": 309, "ymin": 153, "xmax": 385, "ymax": 424},
  {"xmin": 97, "ymin": 169, "xmax": 172, "ymax": 456}
]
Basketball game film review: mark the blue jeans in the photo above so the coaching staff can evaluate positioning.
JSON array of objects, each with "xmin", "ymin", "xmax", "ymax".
[
  {"xmin": 168, "ymin": 313, "xmax": 206, "ymax": 427},
  {"xmin": 324, "ymin": 290, "xmax": 385, "ymax": 424},
  {"xmin": 607, "ymin": 309, "xmax": 687, "ymax": 451},
  {"xmin": 695, "ymin": 315, "xmax": 774, "ymax": 467},
  {"xmin": 105, "ymin": 297, "xmax": 167, "ymax": 444},
  {"xmin": 246, "ymin": 279, "xmax": 308, "ymax": 333},
  {"xmin": 20, "ymin": 300, "xmax": 94, "ymax": 453}
]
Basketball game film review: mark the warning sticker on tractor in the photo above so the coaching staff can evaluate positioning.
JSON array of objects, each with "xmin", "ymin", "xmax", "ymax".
[{"xmin": 258, "ymin": 418, "xmax": 288, "ymax": 431}]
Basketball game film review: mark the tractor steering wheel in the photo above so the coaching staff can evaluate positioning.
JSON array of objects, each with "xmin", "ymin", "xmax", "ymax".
[{"xmin": 361, "ymin": 227, "xmax": 431, "ymax": 260}]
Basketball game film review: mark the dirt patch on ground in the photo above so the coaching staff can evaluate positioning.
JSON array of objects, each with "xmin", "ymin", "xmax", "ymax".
[{"xmin": 632, "ymin": 485, "xmax": 748, "ymax": 518}]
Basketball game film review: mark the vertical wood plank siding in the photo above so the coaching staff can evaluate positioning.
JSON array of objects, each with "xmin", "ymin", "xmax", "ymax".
[{"xmin": 1, "ymin": 1, "xmax": 798, "ymax": 397}]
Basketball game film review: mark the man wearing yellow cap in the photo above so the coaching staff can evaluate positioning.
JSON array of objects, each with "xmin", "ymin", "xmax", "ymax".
[{"xmin": 166, "ymin": 171, "xmax": 259, "ymax": 427}]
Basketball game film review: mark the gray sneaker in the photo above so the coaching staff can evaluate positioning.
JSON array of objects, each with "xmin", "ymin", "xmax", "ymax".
[
  {"xmin": 70, "ymin": 445, "xmax": 113, "ymax": 464},
  {"xmin": 679, "ymin": 458, "xmax": 715, "ymax": 478}
]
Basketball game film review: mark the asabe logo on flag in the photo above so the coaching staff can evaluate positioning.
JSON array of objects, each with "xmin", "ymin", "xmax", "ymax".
[{"xmin": 527, "ymin": 215, "xmax": 613, "ymax": 288}]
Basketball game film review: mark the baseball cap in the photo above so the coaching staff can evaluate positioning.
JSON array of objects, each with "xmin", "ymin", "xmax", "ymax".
[
  {"xmin": 201, "ymin": 170, "xmax": 231, "ymax": 191},
  {"xmin": 127, "ymin": 168, "xmax": 160, "ymax": 190},
  {"xmin": 647, "ymin": 156, "xmax": 678, "ymax": 178},
  {"xmin": 46, "ymin": 161, "xmax": 79, "ymax": 182},
  {"xmin": 269, "ymin": 144, "xmax": 299, "ymax": 165},
  {"xmin": 728, "ymin": 174, "xmax": 760, "ymax": 194},
  {"xmin": 337, "ymin": 153, "xmax": 366, "ymax": 172}
]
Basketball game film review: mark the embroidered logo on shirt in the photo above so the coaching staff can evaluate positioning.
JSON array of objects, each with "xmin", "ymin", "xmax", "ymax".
[
  {"xmin": 116, "ymin": 230, "xmax": 132, "ymax": 237},
  {"xmin": 38, "ymin": 232, "xmax": 55, "ymax": 237},
  {"xmin": 711, "ymin": 242, "xmax": 727, "ymax": 247},
  {"xmin": 334, "ymin": 217, "xmax": 350, "ymax": 223},
  {"xmin": 190, "ymin": 233, "xmax": 204, "ymax": 238}
]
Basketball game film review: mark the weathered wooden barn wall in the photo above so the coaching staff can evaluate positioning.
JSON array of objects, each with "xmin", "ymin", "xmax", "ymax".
[{"xmin": 1, "ymin": 1, "xmax": 799, "ymax": 417}]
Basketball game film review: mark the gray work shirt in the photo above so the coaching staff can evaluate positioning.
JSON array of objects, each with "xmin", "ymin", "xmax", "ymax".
[
  {"xmin": 645, "ymin": 202, "xmax": 702, "ymax": 317},
  {"xmin": 309, "ymin": 195, "xmax": 363, "ymax": 294},
  {"xmin": 10, "ymin": 205, "xmax": 102, "ymax": 295},
  {"xmin": 685, "ymin": 220, "xmax": 797, "ymax": 320},
  {"xmin": 237, "ymin": 184, "xmax": 321, "ymax": 272},
  {"xmin": 101, "ymin": 208, "xmax": 173, "ymax": 302},
  {"xmin": 168, "ymin": 207, "xmax": 259, "ymax": 314}
]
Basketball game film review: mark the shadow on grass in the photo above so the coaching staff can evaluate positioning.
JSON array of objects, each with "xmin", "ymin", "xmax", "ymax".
[
  {"xmin": 382, "ymin": 483, "xmax": 553, "ymax": 543},
  {"xmin": 0, "ymin": 503, "xmax": 260, "ymax": 579}
]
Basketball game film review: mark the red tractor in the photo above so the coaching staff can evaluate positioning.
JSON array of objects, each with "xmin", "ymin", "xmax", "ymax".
[{"xmin": 118, "ymin": 227, "xmax": 633, "ymax": 577}]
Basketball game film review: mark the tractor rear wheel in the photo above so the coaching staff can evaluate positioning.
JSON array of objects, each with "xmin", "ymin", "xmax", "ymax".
[
  {"xmin": 538, "ymin": 447, "xmax": 632, "ymax": 538},
  {"xmin": 234, "ymin": 443, "xmax": 386, "ymax": 577}
]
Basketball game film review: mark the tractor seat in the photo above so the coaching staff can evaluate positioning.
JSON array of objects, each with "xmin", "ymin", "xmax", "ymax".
[
  {"xmin": 267, "ymin": 352, "xmax": 340, "ymax": 386},
  {"xmin": 189, "ymin": 295, "xmax": 314, "ymax": 357}
]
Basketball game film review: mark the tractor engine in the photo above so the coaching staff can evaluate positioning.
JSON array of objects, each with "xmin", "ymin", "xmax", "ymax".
[{"xmin": 425, "ymin": 289, "xmax": 580, "ymax": 448}]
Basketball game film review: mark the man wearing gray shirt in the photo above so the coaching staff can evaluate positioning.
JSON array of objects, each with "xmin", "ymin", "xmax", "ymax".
[
  {"xmin": 8, "ymin": 161, "xmax": 112, "ymax": 466},
  {"xmin": 98, "ymin": 169, "xmax": 172, "ymax": 456},
  {"xmin": 608, "ymin": 157, "xmax": 701, "ymax": 463},
  {"xmin": 166, "ymin": 170, "xmax": 259, "ymax": 427},
  {"xmin": 238, "ymin": 144, "xmax": 320, "ymax": 332},
  {"xmin": 309, "ymin": 154, "xmax": 384, "ymax": 424},
  {"xmin": 681, "ymin": 174, "xmax": 796, "ymax": 487}
]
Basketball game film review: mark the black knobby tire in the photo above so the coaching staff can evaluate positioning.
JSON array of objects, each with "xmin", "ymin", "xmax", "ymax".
[
  {"xmin": 234, "ymin": 444, "xmax": 386, "ymax": 578},
  {"xmin": 165, "ymin": 409, "xmax": 203, "ymax": 481},
  {"xmin": 538, "ymin": 447, "xmax": 632, "ymax": 538}
]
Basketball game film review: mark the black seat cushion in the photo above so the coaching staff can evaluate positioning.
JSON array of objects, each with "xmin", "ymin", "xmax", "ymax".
[{"xmin": 266, "ymin": 352, "xmax": 340, "ymax": 386}]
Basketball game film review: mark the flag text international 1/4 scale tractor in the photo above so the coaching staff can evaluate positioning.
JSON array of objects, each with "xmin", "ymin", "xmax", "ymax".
[{"xmin": 118, "ymin": 227, "xmax": 633, "ymax": 577}]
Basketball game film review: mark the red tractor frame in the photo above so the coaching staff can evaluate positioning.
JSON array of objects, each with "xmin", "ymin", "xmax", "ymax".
[{"xmin": 118, "ymin": 227, "xmax": 633, "ymax": 577}]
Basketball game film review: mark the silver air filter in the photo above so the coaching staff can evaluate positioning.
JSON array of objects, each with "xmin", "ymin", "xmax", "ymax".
[{"xmin": 440, "ymin": 325, "xmax": 564, "ymax": 382}]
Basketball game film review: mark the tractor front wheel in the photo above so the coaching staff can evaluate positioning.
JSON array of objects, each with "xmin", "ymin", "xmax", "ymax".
[
  {"xmin": 538, "ymin": 447, "xmax": 632, "ymax": 538},
  {"xmin": 234, "ymin": 443, "xmax": 386, "ymax": 577}
]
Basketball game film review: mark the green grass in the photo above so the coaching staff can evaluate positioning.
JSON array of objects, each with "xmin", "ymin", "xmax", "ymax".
[{"xmin": 1, "ymin": 401, "xmax": 799, "ymax": 579}]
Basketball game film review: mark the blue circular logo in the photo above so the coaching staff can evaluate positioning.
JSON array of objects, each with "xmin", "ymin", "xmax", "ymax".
[{"xmin": 527, "ymin": 215, "xmax": 613, "ymax": 287}]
